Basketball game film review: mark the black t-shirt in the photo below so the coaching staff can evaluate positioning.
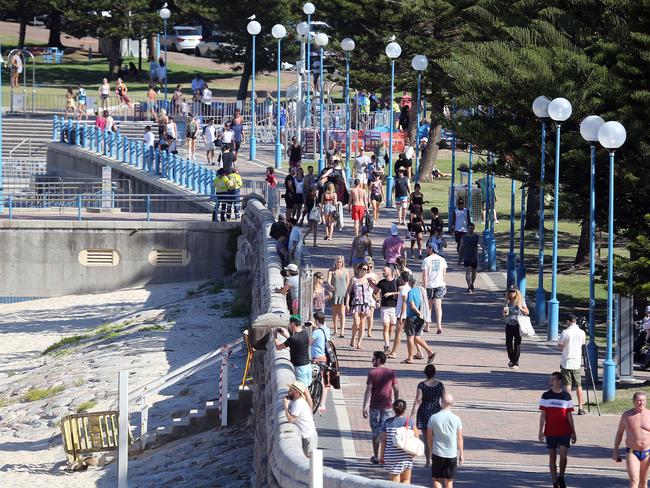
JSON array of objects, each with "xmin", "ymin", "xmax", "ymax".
[
  {"xmin": 222, "ymin": 152, "xmax": 235, "ymax": 173},
  {"xmin": 377, "ymin": 278, "xmax": 399, "ymax": 308},
  {"xmin": 285, "ymin": 329, "xmax": 310, "ymax": 367},
  {"xmin": 395, "ymin": 177, "xmax": 409, "ymax": 197}
]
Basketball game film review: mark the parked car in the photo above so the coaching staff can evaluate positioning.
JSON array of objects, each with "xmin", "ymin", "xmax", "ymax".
[
  {"xmin": 161, "ymin": 26, "xmax": 202, "ymax": 53},
  {"xmin": 194, "ymin": 32, "xmax": 231, "ymax": 57}
]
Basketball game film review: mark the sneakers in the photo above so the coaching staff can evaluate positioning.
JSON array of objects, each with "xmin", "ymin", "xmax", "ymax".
[
  {"xmin": 577, "ymin": 408, "xmax": 586, "ymax": 416},
  {"xmin": 508, "ymin": 361, "xmax": 514, "ymax": 368},
  {"xmin": 370, "ymin": 456, "xmax": 380, "ymax": 465},
  {"xmin": 513, "ymin": 365, "xmax": 520, "ymax": 370},
  {"xmin": 557, "ymin": 475, "xmax": 566, "ymax": 488}
]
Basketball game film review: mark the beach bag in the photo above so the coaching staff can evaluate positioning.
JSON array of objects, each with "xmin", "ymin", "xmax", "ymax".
[
  {"xmin": 365, "ymin": 211, "xmax": 374, "ymax": 232},
  {"xmin": 518, "ymin": 315, "xmax": 536, "ymax": 337},
  {"xmin": 393, "ymin": 417, "xmax": 424, "ymax": 457},
  {"xmin": 308, "ymin": 206, "xmax": 321, "ymax": 222}
]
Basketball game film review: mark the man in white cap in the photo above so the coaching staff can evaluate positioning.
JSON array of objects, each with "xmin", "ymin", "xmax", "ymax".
[
  {"xmin": 283, "ymin": 380, "xmax": 317, "ymax": 457},
  {"xmin": 275, "ymin": 264, "xmax": 300, "ymax": 314},
  {"xmin": 382, "ymin": 223, "xmax": 406, "ymax": 269}
]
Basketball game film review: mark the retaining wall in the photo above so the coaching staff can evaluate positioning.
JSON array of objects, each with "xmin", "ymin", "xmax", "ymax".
[
  {"xmin": 0, "ymin": 220, "xmax": 238, "ymax": 298},
  {"xmin": 240, "ymin": 197, "xmax": 410, "ymax": 488}
]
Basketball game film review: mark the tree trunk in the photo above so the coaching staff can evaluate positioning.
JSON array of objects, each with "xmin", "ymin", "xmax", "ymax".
[
  {"xmin": 418, "ymin": 98, "xmax": 444, "ymax": 183},
  {"xmin": 106, "ymin": 37, "xmax": 122, "ymax": 80},
  {"xmin": 525, "ymin": 184, "xmax": 540, "ymax": 230},
  {"xmin": 573, "ymin": 218, "xmax": 590, "ymax": 267},
  {"xmin": 148, "ymin": 33, "xmax": 157, "ymax": 62},
  {"xmin": 47, "ymin": 12, "xmax": 63, "ymax": 47},
  {"xmin": 236, "ymin": 60, "xmax": 252, "ymax": 101},
  {"xmin": 18, "ymin": 17, "xmax": 27, "ymax": 48}
]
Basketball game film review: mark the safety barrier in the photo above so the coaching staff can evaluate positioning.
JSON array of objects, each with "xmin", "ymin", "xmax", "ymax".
[{"xmin": 60, "ymin": 411, "xmax": 130, "ymax": 465}]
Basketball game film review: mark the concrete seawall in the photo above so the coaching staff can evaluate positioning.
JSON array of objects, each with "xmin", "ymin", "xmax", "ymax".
[
  {"xmin": 0, "ymin": 220, "xmax": 238, "ymax": 298},
  {"xmin": 240, "ymin": 197, "xmax": 409, "ymax": 488}
]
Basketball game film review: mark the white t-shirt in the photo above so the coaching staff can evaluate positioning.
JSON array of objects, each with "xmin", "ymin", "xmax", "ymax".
[
  {"xmin": 203, "ymin": 125, "xmax": 216, "ymax": 144},
  {"xmin": 404, "ymin": 145, "xmax": 415, "ymax": 160},
  {"xmin": 143, "ymin": 131, "xmax": 154, "ymax": 147},
  {"xmin": 221, "ymin": 129, "xmax": 234, "ymax": 144},
  {"xmin": 289, "ymin": 397, "xmax": 315, "ymax": 439},
  {"xmin": 454, "ymin": 208, "xmax": 469, "ymax": 232},
  {"xmin": 422, "ymin": 254, "xmax": 447, "ymax": 289},
  {"xmin": 396, "ymin": 284, "xmax": 411, "ymax": 319},
  {"xmin": 558, "ymin": 324, "xmax": 586, "ymax": 370},
  {"xmin": 355, "ymin": 155, "xmax": 371, "ymax": 178},
  {"xmin": 289, "ymin": 227, "xmax": 303, "ymax": 258},
  {"xmin": 203, "ymin": 88, "xmax": 213, "ymax": 102},
  {"xmin": 105, "ymin": 115, "xmax": 114, "ymax": 132}
]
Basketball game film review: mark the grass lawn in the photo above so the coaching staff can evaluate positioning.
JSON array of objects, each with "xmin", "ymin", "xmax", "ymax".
[{"xmin": 586, "ymin": 386, "xmax": 650, "ymax": 415}]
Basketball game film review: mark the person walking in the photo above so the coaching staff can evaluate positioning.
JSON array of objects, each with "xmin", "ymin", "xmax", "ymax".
[
  {"xmin": 422, "ymin": 245, "xmax": 448, "ymax": 335},
  {"xmin": 383, "ymin": 224, "xmax": 406, "ymax": 268},
  {"xmin": 147, "ymin": 84, "xmax": 158, "ymax": 121},
  {"xmin": 369, "ymin": 174, "xmax": 384, "ymax": 223},
  {"xmin": 558, "ymin": 313, "xmax": 587, "ymax": 415},
  {"xmin": 266, "ymin": 167, "xmax": 281, "ymax": 219},
  {"xmin": 365, "ymin": 257, "xmax": 380, "ymax": 339},
  {"xmin": 503, "ymin": 284, "xmax": 529, "ymax": 369},
  {"xmin": 394, "ymin": 170, "xmax": 411, "ymax": 225},
  {"xmin": 312, "ymin": 272, "xmax": 332, "ymax": 316},
  {"xmin": 287, "ymin": 217, "xmax": 303, "ymax": 264},
  {"xmin": 10, "ymin": 51, "xmax": 22, "ymax": 88},
  {"xmin": 539, "ymin": 372, "xmax": 577, "ymax": 488},
  {"xmin": 212, "ymin": 168, "xmax": 234, "ymax": 222},
  {"xmin": 310, "ymin": 311, "xmax": 332, "ymax": 414},
  {"xmin": 321, "ymin": 182, "xmax": 338, "ymax": 241},
  {"xmin": 410, "ymin": 364, "xmax": 445, "ymax": 467},
  {"xmin": 203, "ymin": 119, "xmax": 217, "ymax": 165},
  {"xmin": 76, "ymin": 85, "xmax": 87, "ymax": 120},
  {"xmin": 185, "ymin": 113, "xmax": 198, "ymax": 160},
  {"xmin": 428, "ymin": 393, "xmax": 464, "ymax": 488},
  {"xmin": 283, "ymin": 380, "xmax": 317, "ymax": 457},
  {"xmin": 231, "ymin": 108, "xmax": 244, "ymax": 159},
  {"xmin": 302, "ymin": 185, "xmax": 320, "ymax": 246},
  {"xmin": 377, "ymin": 266, "xmax": 399, "ymax": 352},
  {"xmin": 380, "ymin": 399, "xmax": 417, "ymax": 484},
  {"xmin": 349, "ymin": 178, "xmax": 368, "ymax": 237},
  {"xmin": 98, "ymin": 78, "xmax": 110, "ymax": 111},
  {"xmin": 229, "ymin": 167, "xmax": 243, "ymax": 219},
  {"xmin": 349, "ymin": 227, "xmax": 372, "ymax": 267},
  {"xmin": 387, "ymin": 271, "xmax": 413, "ymax": 360},
  {"xmin": 328, "ymin": 256, "xmax": 349, "ymax": 338},
  {"xmin": 346, "ymin": 262, "xmax": 374, "ymax": 349},
  {"xmin": 613, "ymin": 392, "xmax": 650, "ymax": 488},
  {"xmin": 408, "ymin": 207, "xmax": 426, "ymax": 260},
  {"xmin": 288, "ymin": 136, "xmax": 302, "ymax": 170},
  {"xmin": 275, "ymin": 316, "xmax": 312, "ymax": 387},
  {"xmin": 292, "ymin": 168, "xmax": 306, "ymax": 221},
  {"xmin": 450, "ymin": 197, "xmax": 472, "ymax": 260},
  {"xmin": 65, "ymin": 87, "xmax": 76, "ymax": 119},
  {"xmin": 403, "ymin": 275, "xmax": 435, "ymax": 364},
  {"xmin": 283, "ymin": 168, "xmax": 296, "ymax": 220},
  {"xmin": 459, "ymin": 223, "xmax": 480, "ymax": 293},
  {"xmin": 363, "ymin": 351, "xmax": 399, "ymax": 465}
]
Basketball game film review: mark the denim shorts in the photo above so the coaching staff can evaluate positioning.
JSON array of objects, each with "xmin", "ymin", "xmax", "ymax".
[{"xmin": 369, "ymin": 408, "xmax": 393, "ymax": 439}]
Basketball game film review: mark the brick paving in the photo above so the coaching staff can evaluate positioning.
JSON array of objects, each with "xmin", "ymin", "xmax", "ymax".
[{"xmin": 243, "ymin": 151, "xmax": 630, "ymax": 487}]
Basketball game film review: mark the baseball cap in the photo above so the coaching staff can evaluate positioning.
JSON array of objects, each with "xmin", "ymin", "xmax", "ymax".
[
  {"xmin": 390, "ymin": 223, "xmax": 399, "ymax": 236},
  {"xmin": 284, "ymin": 263, "xmax": 299, "ymax": 274},
  {"xmin": 507, "ymin": 284, "xmax": 518, "ymax": 292}
]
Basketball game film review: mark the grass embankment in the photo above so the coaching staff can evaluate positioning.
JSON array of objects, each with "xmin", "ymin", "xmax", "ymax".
[{"xmin": 587, "ymin": 387, "xmax": 650, "ymax": 415}]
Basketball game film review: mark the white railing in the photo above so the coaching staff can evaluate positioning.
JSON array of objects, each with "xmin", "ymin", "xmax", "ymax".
[
  {"xmin": 126, "ymin": 334, "xmax": 245, "ymax": 450},
  {"xmin": 8, "ymin": 138, "xmax": 33, "ymax": 159}
]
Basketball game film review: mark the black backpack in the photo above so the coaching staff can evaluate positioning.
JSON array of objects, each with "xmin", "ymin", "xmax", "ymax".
[{"xmin": 317, "ymin": 328, "xmax": 341, "ymax": 389}]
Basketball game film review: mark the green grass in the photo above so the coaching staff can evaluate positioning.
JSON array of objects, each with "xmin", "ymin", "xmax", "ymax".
[
  {"xmin": 22, "ymin": 385, "xmax": 65, "ymax": 402},
  {"xmin": 42, "ymin": 334, "xmax": 90, "ymax": 355},
  {"xmin": 76, "ymin": 400, "xmax": 98, "ymax": 413},
  {"xmin": 586, "ymin": 387, "xmax": 650, "ymax": 415},
  {"xmin": 0, "ymin": 397, "xmax": 15, "ymax": 408},
  {"xmin": 140, "ymin": 324, "xmax": 166, "ymax": 332}
]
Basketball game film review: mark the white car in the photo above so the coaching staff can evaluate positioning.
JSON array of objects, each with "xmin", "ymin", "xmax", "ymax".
[
  {"xmin": 162, "ymin": 26, "xmax": 202, "ymax": 53},
  {"xmin": 194, "ymin": 33, "xmax": 232, "ymax": 58}
]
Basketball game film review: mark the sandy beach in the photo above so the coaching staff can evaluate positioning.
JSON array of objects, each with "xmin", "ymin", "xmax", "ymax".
[{"xmin": 0, "ymin": 280, "xmax": 252, "ymax": 487}]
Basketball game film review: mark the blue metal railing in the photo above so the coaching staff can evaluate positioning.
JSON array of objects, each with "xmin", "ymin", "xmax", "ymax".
[{"xmin": 52, "ymin": 116, "xmax": 217, "ymax": 196}]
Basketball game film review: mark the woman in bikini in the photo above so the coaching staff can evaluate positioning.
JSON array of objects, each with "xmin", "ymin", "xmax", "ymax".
[
  {"xmin": 328, "ymin": 256, "xmax": 349, "ymax": 337},
  {"xmin": 321, "ymin": 182, "xmax": 338, "ymax": 241}
]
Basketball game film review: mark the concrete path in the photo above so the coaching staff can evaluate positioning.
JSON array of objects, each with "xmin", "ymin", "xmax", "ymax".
[{"xmin": 235, "ymin": 150, "xmax": 630, "ymax": 488}]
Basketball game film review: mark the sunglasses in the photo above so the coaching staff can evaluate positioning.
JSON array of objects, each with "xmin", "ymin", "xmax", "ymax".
[
  {"xmin": 508, "ymin": 290, "xmax": 516, "ymax": 294},
  {"xmin": 361, "ymin": 267, "xmax": 369, "ymax": 271}
]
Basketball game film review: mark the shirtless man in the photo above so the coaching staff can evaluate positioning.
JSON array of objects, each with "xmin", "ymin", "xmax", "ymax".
[
  {"xmin": 349, "ymin": 178, "xmax": 368, "ymax": 237},
  {"xmin": 614, "ymin": 392, "xmax": 650, "ymax": 488}
]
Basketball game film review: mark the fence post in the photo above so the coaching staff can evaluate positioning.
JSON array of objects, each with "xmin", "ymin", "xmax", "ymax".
[
  {"xmin": 183, "ymin": 159, "xmax": 189, "ymax": 188},
  {"xmin": 310, "ymin": 449, "xmax": 324, "ymax": 488},
  {"xmin": 52, "ymin": 115, "xmax": 58, "ymax": 141},
  {"xmin": 8, "ymin": 196, "xmax": 13, "ymax": 220},
  {"xmin": 146, "ymin": 195, "xmax": 151, "ymax": 221},
  {"xmin": 75, "ymin": 121, "xmax": 81, "ymax": 146},
  {"xmin": 129, "ymin": 140, "xmax": 134, "ymax": 165},
  {"xmin": 140, "ymin": 398, "xmax": 149, "ymax": 451},
  {"xmin": 118, "ymin": 370, "xmax": 128, "ymax": 488},
  {"xmin": 220, "ymin": 354, "xmax": 229, "ymax": 427},
  {"xmin": 68, "ymin": 120, "xmax": 74, "ymax": 145},
  {"xmin": 77, "ymin": 195, "xmax": 82, "ymax": 221},
  {"xmin": 174, "ymin": 154, "xmax": 180, "ymax": 184}
]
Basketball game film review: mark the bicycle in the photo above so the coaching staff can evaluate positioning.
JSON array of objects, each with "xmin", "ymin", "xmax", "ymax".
[{"xmin": 309, "ymin": 362, "xmax": 338, "ymax": 414}]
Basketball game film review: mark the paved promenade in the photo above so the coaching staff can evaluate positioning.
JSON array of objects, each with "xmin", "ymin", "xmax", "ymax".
[{"xmin": 240, "ymin": 149, "xmax": 629, "ymax": 487}]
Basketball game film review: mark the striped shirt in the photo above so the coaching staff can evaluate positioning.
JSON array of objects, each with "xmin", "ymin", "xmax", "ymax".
[
  {"xmin": 383, "ymin": 416, "xmax": 415, "ymax": 474},
  {"xmin": 539, "ymin": 389, "xmax": 574, "ymax": 436}
]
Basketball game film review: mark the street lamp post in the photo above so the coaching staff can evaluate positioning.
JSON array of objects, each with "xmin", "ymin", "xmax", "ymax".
[
  {"xmin": 272, "ymin": 24, "xmax": 287, "ymax": 169},
  {"xmin": 341, "ymin": 38, "xmax": 355, "ymax": 180},
  {"xmin": 159, "ymin": 6, "xmax": 171, "ymax": 104},
  {"xmin": 467, "ymin": 143, "xmax": 473, "ymax": 213},
  {"xmin": 412, "ymin": 54, "xmax": 427, "ymax": 183},
  {"xmin": 314, "ymin": 32, "xmax": 328, "ymax": 172},
  {"xmin": 517, "ymin": 184, "xmax": 527, "ymax": 295},
  {"xmin": 508, "ymin": 178, "xmax": 517, "ymax": 288},
  {"xmin": 0, "ymin": 44, "xmax": 4, "ymax": 212},
  {"xmin": 385, "ymin": 41, "xmax": 401, "ymax": 208},
  {"xmin": 598, "ymin": 120, "xmax": 626, "ymax": 402},
  {"xmin": 303, "ymin": 2, "xmax": 315, "ymax": 128},
  {"xmin": 532, "ymin": 96, "xmax": 550, "ymax": 327},
  {"xmin": 247, "ymin": 20, "xmax": 261, "ymax": 161},
  {"xmin": 547, "ymin": 97, "xmax": 572, "ymax": 341},
  {"xmin": 580, "ymin": 115, "xmax": 605, "ymax": 383}
]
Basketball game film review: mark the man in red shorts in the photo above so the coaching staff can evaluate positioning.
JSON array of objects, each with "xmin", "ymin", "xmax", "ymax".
[{"xmin": 349, "ymin": 178, "xmax": 368, "ymax": 237}]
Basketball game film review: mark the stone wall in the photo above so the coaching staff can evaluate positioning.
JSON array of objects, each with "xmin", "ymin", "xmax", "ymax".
[{"xmin": 240, "ymin": 197, "xmax": 411, "ymax": 488}]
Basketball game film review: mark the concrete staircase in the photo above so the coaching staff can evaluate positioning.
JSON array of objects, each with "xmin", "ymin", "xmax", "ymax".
[{"xmin": 133, "ymin": 388, "xmax": 252, "ymax": 453}]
